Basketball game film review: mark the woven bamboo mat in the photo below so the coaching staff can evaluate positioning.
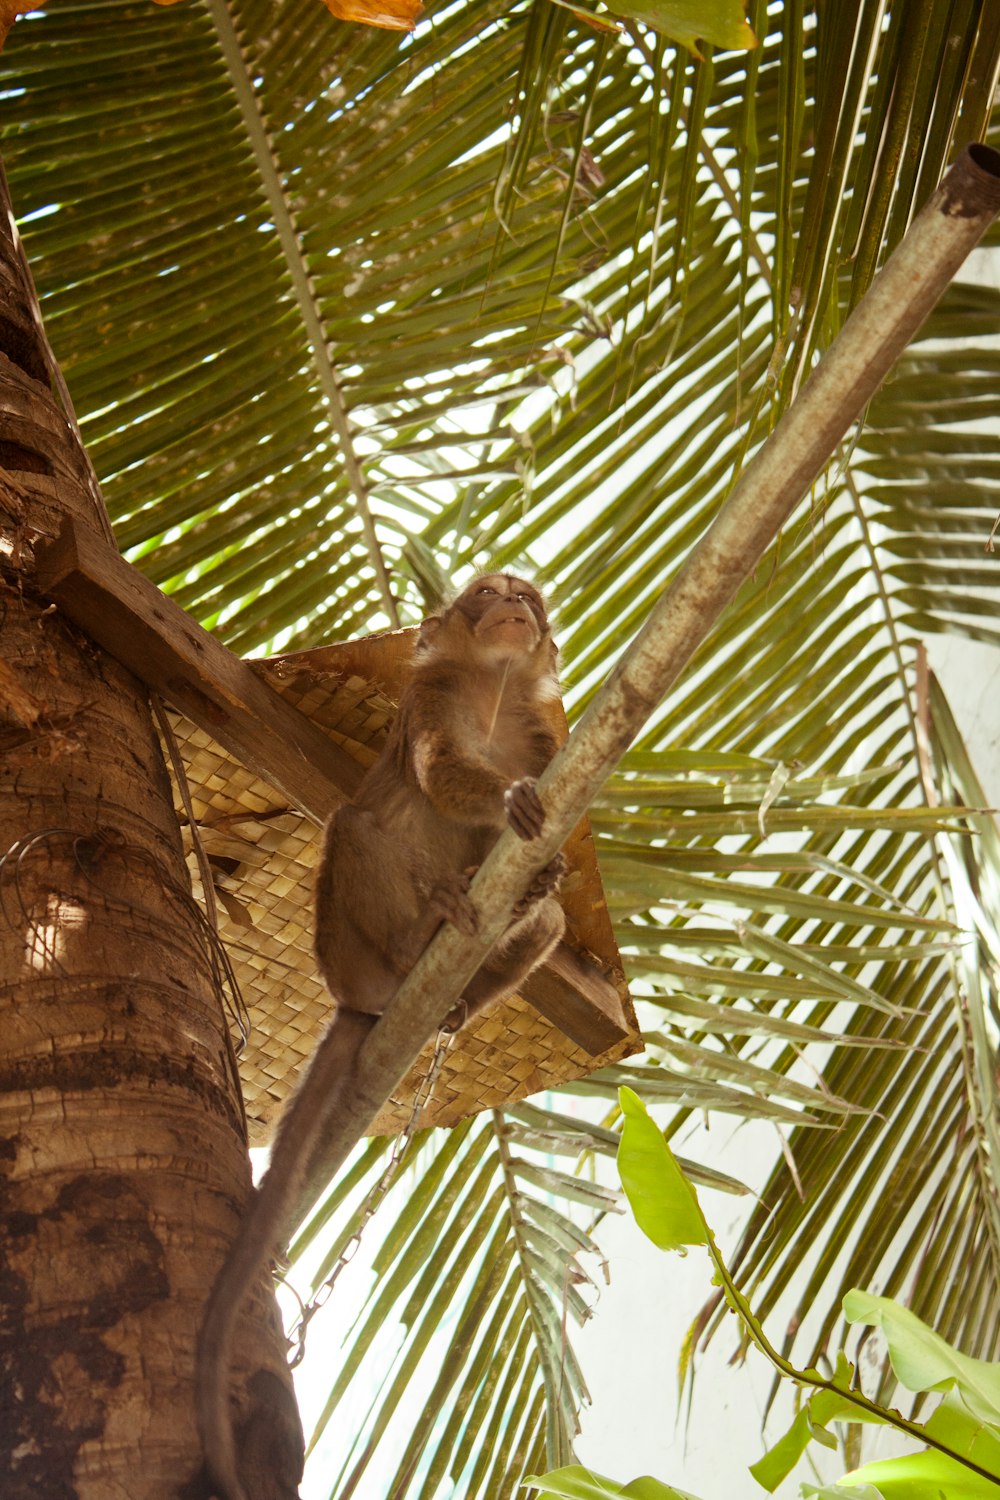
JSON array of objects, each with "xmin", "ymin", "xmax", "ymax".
[{"xmin": 160, "ymin": 626, "xmax": 639, "ymax": 1142}]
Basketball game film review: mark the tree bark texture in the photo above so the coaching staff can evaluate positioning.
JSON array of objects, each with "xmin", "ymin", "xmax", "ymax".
[{"xmin": 0, "ymin": 180, "xmax": 302, "ymax": 1495}]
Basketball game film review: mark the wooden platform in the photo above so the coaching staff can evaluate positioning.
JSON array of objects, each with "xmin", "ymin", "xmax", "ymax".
[{"xmin": 36, "ymin": 517, "xmax": 642, "ymax": 1141}]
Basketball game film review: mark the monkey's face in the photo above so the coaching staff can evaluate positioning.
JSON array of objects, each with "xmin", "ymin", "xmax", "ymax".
[
  {"xmin": 416, "ymin": 574, "xmax": 554, "ymax": 675},
  {"xmin": 459, "ymin": 575, "xmax": 548, "ymax": 661}
]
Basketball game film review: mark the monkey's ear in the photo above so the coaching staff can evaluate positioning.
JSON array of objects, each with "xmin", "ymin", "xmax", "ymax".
[
  {"xmin": 415, "ymin": 614, "xmax": 443, "ymax": 656},
  {"xmin": 538, "ymin": 635, "xmax": 561, "ymax": 700}
]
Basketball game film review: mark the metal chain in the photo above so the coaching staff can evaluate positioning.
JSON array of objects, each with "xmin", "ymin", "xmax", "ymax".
[{"xmin": 285, "ymin": 1016, "xmax": 461, "ymax": 1368}]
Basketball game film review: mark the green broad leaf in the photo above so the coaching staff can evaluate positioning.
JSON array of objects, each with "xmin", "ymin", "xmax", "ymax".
[
  {"xmin": 598, "ymin": 0, "xmax": 756, "ymax": 55},
  {"xmin": 619, "ymin": 1484, "xmax": 702, "ymax": 1500},
  {"xmin": 750, "ymin": 1407, "xmax": 814, "ymax": 1492},
  {"xmin": 751, "ymin": 1356, "xmax": 887, "ymax": 1492},
  {"xmin": 843, "ymin": 1292, "xmax": 1000, "ymax": 1427},
  {"xmin": 929, "ymin": 1392, "xmax": 1000, "ymax": 1464},
  {"xmin": 617, "ymin": 1087, "xmax": 708, "ymax": 1252},
  {"xmin": 838, "ymin": 1449, "xmax": 1000, "ymax": 1499},
  {"xmin": 525, "ymin": 1465, "xmax": 704, "ymax": 1499},
  {"xmin": 800, "ymin": 1484, "xmax": 884, "ymax": 1499},
  {"xmin": 926, "ymin": 1392, "xmax": 1000, "ymax": 1478}
]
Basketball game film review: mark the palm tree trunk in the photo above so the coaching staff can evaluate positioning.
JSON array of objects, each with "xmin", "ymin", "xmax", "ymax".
[{"xmin": 0, "ymin": 173, "xmax": 301, "ymax": 1496}]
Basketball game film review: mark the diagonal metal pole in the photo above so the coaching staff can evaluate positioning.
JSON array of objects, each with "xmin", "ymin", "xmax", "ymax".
[{"xmin": 291, "ymin": 141, "xmax": 1000, "ymax": 1220}]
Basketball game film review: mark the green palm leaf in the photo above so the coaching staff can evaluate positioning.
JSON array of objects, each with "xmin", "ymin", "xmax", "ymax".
[
  {"xmin": 291, "ymin": 1109, "xmax": 614, "ymax": 1497},
  {"xmin": 4, "ymin": 0, "xmax": 1000, "ymax": 1491}
]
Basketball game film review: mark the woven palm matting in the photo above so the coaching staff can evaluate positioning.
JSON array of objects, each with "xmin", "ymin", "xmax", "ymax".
[{"xmin": 160, "ymin": 625, "xmax": 639, "ymax": 1143}]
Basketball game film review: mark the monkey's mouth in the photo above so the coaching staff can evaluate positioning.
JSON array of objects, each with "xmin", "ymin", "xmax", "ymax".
[{"xmin": 486, "ymin": 613, "xmax": 532, "ymax": 630}]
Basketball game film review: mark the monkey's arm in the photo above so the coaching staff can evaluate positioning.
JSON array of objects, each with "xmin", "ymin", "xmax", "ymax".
[
  {"xmin": 411, "ymin": 725, "xmax": 512, "ymax": 827},
  {"xmin": 407, "ymin": 684, "xmax": 560, "ymax": 829}
]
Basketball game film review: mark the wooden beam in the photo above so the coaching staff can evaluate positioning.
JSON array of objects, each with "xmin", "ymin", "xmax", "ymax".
[
  {"xmin": 521, "ymin": 944, "xmax": 630, "ymax": 1055},
  {"xmin": 34, "ymin": 516, "xmax": 362, "ymax": 823}
]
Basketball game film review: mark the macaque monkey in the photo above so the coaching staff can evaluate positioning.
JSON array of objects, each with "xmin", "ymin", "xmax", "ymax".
[
  {"xmin": 314, "ymin": 570, "xmax": 567, "ymax": 1029},
  {"xmin": 197, "ymin": 574, "xmax": 566, "ymax": 1500}
]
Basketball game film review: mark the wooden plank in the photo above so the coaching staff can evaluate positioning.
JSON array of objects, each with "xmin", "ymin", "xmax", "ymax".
[
  {"xmin": 34, "ymin": 516, "xmax": 362, "ymax": 823},
  {"xmin": 521, "ymin": 942, "xmax": 632, "ymax": 1055}
]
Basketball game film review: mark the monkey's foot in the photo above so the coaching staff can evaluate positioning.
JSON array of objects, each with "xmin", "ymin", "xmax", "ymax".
[
  {"xmin": 429, "ymin": 874, "xmax": 479, "ymax": 936},
  {"xmin": 513, "ymin": 852, "xmax": 568, "ymax": 916},
  {"xmin": 504, "ymin": 778, "xmax": 545, "ymax": 840}
]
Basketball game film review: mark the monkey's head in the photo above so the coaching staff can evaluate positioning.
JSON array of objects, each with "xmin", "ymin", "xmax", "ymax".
[{"xmin": 417, "ymin": 573, "xmax": 557, "ymax": 684}]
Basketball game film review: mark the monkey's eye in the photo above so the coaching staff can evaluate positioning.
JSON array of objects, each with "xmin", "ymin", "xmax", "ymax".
[{"xmin": 476, "ymin": 586, "xmax": 497, "ymax": 596}]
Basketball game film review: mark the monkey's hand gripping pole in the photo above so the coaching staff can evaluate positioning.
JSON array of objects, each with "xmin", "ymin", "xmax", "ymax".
[{"xmin": 197, "ymin": 143, "xmax": 1000, "ymax": 1500}]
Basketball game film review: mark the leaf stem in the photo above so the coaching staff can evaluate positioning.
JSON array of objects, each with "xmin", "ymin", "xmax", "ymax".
[{"xmin": 704, "ymin": 1229, "xmax": 1000, "ymax": 1488}]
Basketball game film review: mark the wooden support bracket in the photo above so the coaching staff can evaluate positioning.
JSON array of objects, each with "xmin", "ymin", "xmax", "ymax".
[
  {"xmin": 520, "ymin": 942, "xmax": 628, "ymax": 1055},
  {"xmin": 34, "ymin": 516, "xmax": 362, "ymax": 824}
]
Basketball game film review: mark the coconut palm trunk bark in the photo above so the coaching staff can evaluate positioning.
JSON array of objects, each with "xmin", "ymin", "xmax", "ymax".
[{"xmin": 0, "ymin": 174, "xmax": 302, "ymax": 1496}]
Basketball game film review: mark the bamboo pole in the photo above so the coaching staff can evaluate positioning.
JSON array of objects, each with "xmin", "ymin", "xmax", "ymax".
[
  {"xmin": 200, "ymin": 142, "xmax": 1000, "ymax": 1499},
  {"xmin": 294, "ymin": 141, "xmax": 1000, "ymax": 1217},
  {"xmin": 197, "ymin": 161, "xmax": 1000, "ymax": 1488}
]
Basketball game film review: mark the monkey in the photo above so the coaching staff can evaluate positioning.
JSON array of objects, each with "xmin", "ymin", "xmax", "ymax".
[
  {"xmin": 197, "ymin": 574, "xmax": 566, "ymax": 1500},
  {"xmin": 313, "ymin": 570, "xmax": 567, "ymax": 1029}
]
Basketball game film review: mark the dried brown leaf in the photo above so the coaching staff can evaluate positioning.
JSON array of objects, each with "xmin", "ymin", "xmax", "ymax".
[
  {"xmin": 0, "ymin": 1, "xmax": 36, "ymax": 52},
  {"xmin": 321, "ymin": 0, "xmax": 422, "ymax": 31}
]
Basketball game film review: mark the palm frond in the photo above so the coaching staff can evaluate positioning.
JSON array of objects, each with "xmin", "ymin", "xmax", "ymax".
[
  {"xmin": 4, "ymin": 0, "xmax": 1000, "ymax": 1489},
  {"xmin": 290, "ymin": 1108, "xmax": 616, "ymax": 1498}
]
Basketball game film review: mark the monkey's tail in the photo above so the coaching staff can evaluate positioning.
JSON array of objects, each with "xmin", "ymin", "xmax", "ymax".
[
  {"xmin": 195, "ymin": 1009, "xmax": 373, "ymax": 1499},
  {"xmin": 196, "ymin": 1221, "xmax": 260, "ymax": 1500}
]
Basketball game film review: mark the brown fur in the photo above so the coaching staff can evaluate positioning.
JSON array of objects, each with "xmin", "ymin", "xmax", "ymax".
[{"xmin": 314, "ymin": 572, "xmax": 566, "ymax": 1022}]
